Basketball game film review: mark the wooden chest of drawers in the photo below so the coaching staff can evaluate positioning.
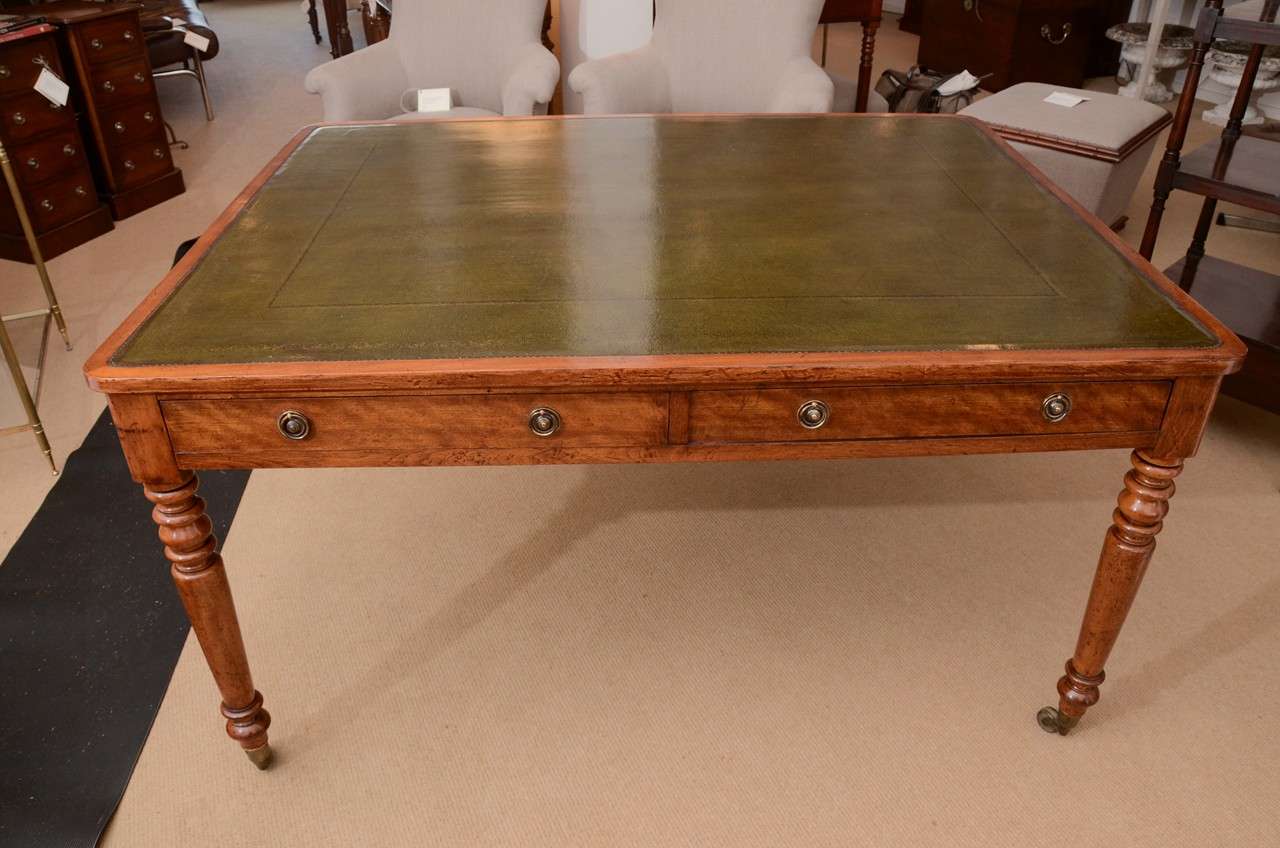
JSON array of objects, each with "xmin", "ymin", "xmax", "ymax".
[
  {"xmin": 0, "ymin": 23, "xmax": 112, "ymax": 262},
  {"xmin": 48, "ymin": 1, "xmax": 185, "ymax": 219},
  {"xmin": 917, "ymin": 0, "xmax": 1129, "ymax": 92}
]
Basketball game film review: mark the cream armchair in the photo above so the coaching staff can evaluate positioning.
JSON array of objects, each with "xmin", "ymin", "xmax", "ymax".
[
  {"xmin": 304, "ymin": 0, "xmax": 559, "ymax": 121},
  {"xmin": 568, "ymin": 0, "xmax": 833, "ymax": 114}
]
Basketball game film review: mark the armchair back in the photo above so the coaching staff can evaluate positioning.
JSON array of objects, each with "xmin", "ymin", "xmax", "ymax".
[{"xmin": 652, "ymin": 0, "xmax": 827, "ymax": 112}]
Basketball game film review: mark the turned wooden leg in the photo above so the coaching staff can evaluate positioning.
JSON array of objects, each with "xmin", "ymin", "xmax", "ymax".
[
  {"xmin": 1038, "ymin": 451, "xmax": 1182, "ymax": 735},
  {"xmin": 854, "ymin": 19, "xmax": 880, "ymax": 113},
  {"xmin": 146, "ymin": 474, "xmax": 272, "ymax": 768}
]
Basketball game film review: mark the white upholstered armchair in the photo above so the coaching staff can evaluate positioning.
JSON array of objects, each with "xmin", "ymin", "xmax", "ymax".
[
  {"xmin": 567, "ymin": 0, "xmax": 833, "ymax": 115},
  {"xmin": 304, "ymin": 0, "xmax": 559, "ymax": 121}
]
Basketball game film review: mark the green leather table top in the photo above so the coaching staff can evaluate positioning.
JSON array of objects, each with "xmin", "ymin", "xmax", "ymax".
[{"xmin": 113, "ymin": 115, "xmax": 1215, "ymax": 366}]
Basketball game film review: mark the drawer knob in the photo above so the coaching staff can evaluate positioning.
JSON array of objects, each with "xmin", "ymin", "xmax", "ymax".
[
  {"xmin": 26, "ymin": 157, "xmax": 38, "ymax": 169},
  {"xmin": 63, "ymin": 144, "xmax": 76, "ymax": 156},
  {"xmin": 102, "ymin": 80, "xmax": 115, "ymax": 92},
  {"xmin": 12, "ymin": 112, "xmax": 25, "ymax": 125},
  {"xmin": 123, "ymin": 159, "xmax": 136, "ymax": 171},
  {"xmin": 114, "ymin": 120, "xmax": 126, "ymax": 133},
  {"xmin": 133, "ymin": 72, "xmax": 146, "ymax": 83},
  {"xmin": 74, "ymin": 185, "xmax": 87, "ymax": 197},
  {"xmin": 277, "ymin": 410, "xmax": 312, "ymax": 441},
  {"xmin": 797, "ymin": 399, "xmax": 830, "ymax": 430},
  {"xmin": 144, "ymin": 111, "xmax": 155, "ymax": 122},
  {"xmin": 1042, "ymin": 393, "xmax": 1072, "ymax": 423},
  {"xmin": 123, "ymin": 30, "xmax": 136, "ymax": 42},
  {"xmin": 152, "ymin": 147, "xmax": 164, "ymax": 159},
  {"xmin": 528, "ymin": 407, "xmax": 561, "ymax": 437},
  {"xmin": 90, "ymin": 38, "xmax": 104, "ymax": 50},
  {"xmin": 0, "ymin": 65, "xmax": 9, "ymax": 79},
  {"xmin": 40, "ymin": 198, "xmax": 53, "ymax": 211}
]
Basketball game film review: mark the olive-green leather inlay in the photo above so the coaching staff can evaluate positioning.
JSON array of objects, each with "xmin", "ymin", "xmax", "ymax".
[{"xmin": 114, "ymin": 116, "xmax": 1215, "ymax": 366}]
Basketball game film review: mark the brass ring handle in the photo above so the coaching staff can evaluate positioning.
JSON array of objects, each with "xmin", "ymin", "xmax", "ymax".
[
  {"xmin": 797, "ymin": 399, "xmax": 830, "ymax": 430},
  {"xmin": 528, "ymin": 407, "xmax": 561, "ymax": 437},
  {"xmin": 26, "ymin": 157, "xmax": 38, "ymax": 169},
  {"xmin": 74, "ymin": 185, "xmax": 87, "ymax": 196},
  {"xmin": 123, "ymin": 159, "xmax": 136, "ymax": 171},
  {"xmin": 114, "ymin": 121, "xmax": 126, "ymax": 133},
  {"xmin": 144, "ymin": 111, "xmax": 155, "ymax": 122},
  {"xmin": 63, "ymin": 144, "xmax": 75, "ymax": 155},
  {"xmin": 12, "ymin": 112, "xmax": 25, "ymax": 125},
  {"xmin": 133, "ymin": 72, "xmax": 146, "ymax": 83},
  {"xmin": 40, "ymin": 199, "xmax": 53, "ymax": 211},
  {"xmin": 102, "ymin": 80, "xmax": 114, "ymax": 91},
  {"xmin": 152, "ymin": 147, "xmax": 164, "ymax": 159},
  {"xmin": 90, "ymin": 38, "xmax": 103, "ymax": 49},
  {"xmin": 1042, "ymin": 393, "xmax": 1072, "ymax": 423},
  {"xmin": 0, "ymin": 65, "xmax": 9, "ymax": 79},
  {"xmin": 1040, "ymin": 23, "xmax": 1072, "ymax": 45},
  {"xmin": 277, "ymin": 410, "xmax": 312, "ymax": 441},
  {"xmin": 123, "ymin": 30, "xmax": 135, "ymax": 41}
]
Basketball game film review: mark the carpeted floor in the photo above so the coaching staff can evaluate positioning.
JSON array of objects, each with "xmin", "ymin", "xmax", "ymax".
[{"xmin": 0, "ymin": 3, "xmax": 1276, "ymax": 846}]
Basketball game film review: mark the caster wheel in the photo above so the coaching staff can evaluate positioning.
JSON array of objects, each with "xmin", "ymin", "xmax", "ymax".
[{"xmin": 1036, "ymin": 706, "xmax": 1079, "ymax": 736}]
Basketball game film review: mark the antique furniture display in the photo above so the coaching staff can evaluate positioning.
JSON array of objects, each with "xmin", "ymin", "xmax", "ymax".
[
  {"xmin": 1201, "ymin": 39, "xmax": 1280, "ymax": 125},
  {"xmin": 8, "ymin": 1, "xmax": 185, "ymax": 219},
  {"xmin": 817, "ymin": 0, "xmax": 883, "ymax": 113},
  {"xmin": 1, "ymin": 106, "xmax": 74, "ymax": 474},
  {"xmin": 1141, "ymin": 0, "xmax": 1279, "ymax": 414},
  {"xmin": 960, "ymin": 81, "xmax": 1171, "ymax": 230},
  {"xmin": 918, "ymin": 0, "xmax": 1132, "ymax": 93},
  {"xmin": 135, "ymin": 0, "xmax": 218, "ymax": 123},
  {"xmin": 86, "ymin": 114, "xmax": 1244, "ymax": 769},
  {"xmin": 304, "ymin": 0, "xmax": 558, "ymax": 120},
  {"xmin": 570, "ymin": 0, "xmax": 833, "ymax": 114},
  {"xmin": 360, "ymin": 0, "xmax": 389, "ymax": 47},
  {"xmin": 0, "ymin": 21, "xmax": 112, "ymax": 261},
  {"xmin": 316, "ymin": 0, "xmax": 359, "ymax": 60},
  {"xmin": 1105, "ymin": 22, "xmax": 1194, "ymax": 103}
]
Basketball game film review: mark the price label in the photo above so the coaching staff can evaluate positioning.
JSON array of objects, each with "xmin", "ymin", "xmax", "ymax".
[
  {"xmin": 182, "ymin": 29, "xmax": 211, "ymax": 53},
  {"xmin": 34, "ymin": 67, "xmax": 69, "ymax": 107}
]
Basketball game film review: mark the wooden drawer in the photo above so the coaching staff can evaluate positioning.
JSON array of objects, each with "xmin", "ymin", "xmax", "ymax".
[
  {"xmin": 24, "ymin": 171, "xmax": 99, "ymax": 232},
  {"xmin": 10, "ymin": 129, "xmax": 88, "ymax": 189},
  {"xmin": 89, "ymin": 57, "xmax": 155, "ymax": 109},
  {"xmin": 100, "ymin": 101, "xmax": 163, "ymax": 146},
  {"xmin": 76, "ymin": 14, "xmax": 146, "ymax": 67},
  {"xmin": 687, "ymin": 382, "xmax": 1170, "ymax": 444},
  {"xmin": 0, "ymin": 34, "xmax": 62, "ymax": 97},
  {"xmin": 106, "ymin": 135, "xmax": 173, "ymax": 189},
  {"xmin": 162, "ymin": 393, "xmax": 671, "ymax": 455},
  {"xmin": 0, "ymin": 88, "xmax": 75, "ymax": 143}
]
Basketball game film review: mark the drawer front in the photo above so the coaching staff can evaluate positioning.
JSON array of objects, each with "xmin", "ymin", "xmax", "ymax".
[
  {"xmin": 11, "ymin": 129, "xmax": 88, "ymax": 189},
  {"xmin": 688, "ymin": 382, "xmax": 1170, "ymax": 444},
  {"xmin": 0, "ymin": 90, "xmax": 76, "ymax": 142},
  {"xmin": 100, "ymin": 101, "xmax": 163, "ymax": 145},
  {"xmin": 0, "ymin": 35, "xmax": 63, "ymax": 97},
  {"xmin": 162, "ymin": 393, "xmax": 671, "ymax": 455},
  {"xmin": 90, "ymin": 57, "xmax": 156, "ymax": 109},
  {"xmin": 76, "ymin": 14, "xmax": 145, "ymax": 67},
  {"xmin": 1011, "ymin": 9, "xmax": 1093, "ymax": 89},
  {"xmin": 26, "ymin": 172, "xmax": 99, "ymax": 232},
  {"xmin": 106, "ymin": 135, "xmax": 173, "ymax": 188}
]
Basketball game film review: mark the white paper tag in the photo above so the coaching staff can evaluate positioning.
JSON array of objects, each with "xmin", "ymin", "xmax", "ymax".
[
  {"xmin": 417, "ymin": 88, "xmax": 454, "ymax": 113},
  {"xmin": 938, "ymin": 70, "xmax": 982, "ymax": 97},
  {"xmin": 1044, "ymin": 91, "xmax": 1088, "ymax": 108},
  {"xmin": 182, "ymin": 29, "xmax": 211, "ymax": 52},
  {"xmin": 34, "ymin": 67, "xmax": 69, "ymax": 107}
]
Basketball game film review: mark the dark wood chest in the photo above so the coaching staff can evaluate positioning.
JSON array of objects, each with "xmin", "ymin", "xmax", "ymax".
[
  {"xmin": 0, "ymin": 23, "xmax": 112, "ymax": 262},
  {"xmin": 918, "ymin": 0, "xmax": 1129, "ymax": 92}
]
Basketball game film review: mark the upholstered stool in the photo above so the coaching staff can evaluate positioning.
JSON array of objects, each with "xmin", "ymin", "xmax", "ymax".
[{"xmin": 960, "ymin": 83, "xmax": 1171, "ymax": 230}]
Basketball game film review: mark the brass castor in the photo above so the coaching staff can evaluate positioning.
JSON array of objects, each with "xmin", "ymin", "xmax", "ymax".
[
  {"xmin": 244, "ymin": 744, "xmax": 273, "ymax": 770},
  {"xmin": 1036, "ymin": 706, "xmax": 1080, "ymax": 736}
]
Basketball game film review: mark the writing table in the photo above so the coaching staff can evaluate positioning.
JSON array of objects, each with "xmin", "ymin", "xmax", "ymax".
[{"xmin": 86, "ymin": 115, "xmax": 1244, "ymax": 769}]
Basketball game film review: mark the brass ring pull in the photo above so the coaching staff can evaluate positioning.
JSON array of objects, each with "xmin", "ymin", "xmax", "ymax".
[
  {"xmin": 277, "ymin": 410, "xmax": 312, "ymax": 441},
  {"xmin": 0, "ymin": 65, "xmax": 9, "ymax": 79},
  {"xmin": 123, "ymin": 30, "xmax": 135, "ymax": 41},
  {"xmin": 74, "ymin": 185, "xmax": 87, "ymax": 196},
  {"xmin": 144, "ymin": 111, "xmax": 155, "ymax": 122},
  {"xmin": 114, "ymin": 121, "xmax": 126, "ymax": 133},
  {"xmin": 12, "ymin": 112, "xmax": 25, "ymax": 125},
  {"xmin": 133, "ymin": 72, "xmax": 146, "ymax": 83},
  {"xmin": 63, "ymin": 144, "xmax": 75, "ymax": 156},
  {"xmin": 123, "ymin": 159, "xmax": 136, "ymax": 171},
  {"xmin": 26, "ymin": 157, "xmax": 38, "ymax": 169},
  {"xmin": 1042, "ymin": 393, "xmax": 1072, "ymax": 423},
  {"xmin": 40, "ymin": 198, "xmax": 53, "ymax": 211},
  {"xmin": 528, "ymin": 407, "xmax": 561, "ymax": 437},
  {"xmin": 102, "ymin": 80, "xmax": 114, "ymax": 91},
  {"xmin": 797, "ymin": 399, "xmax": 830, "ymax": 430},
  {"xmin": 1040, "ymin": 23, "xmax": 1072, "ymax": 45},
  {"xmin": 152, "ymin": 147, "xmax": 164, "ymax": 159},
  {"xmin": 90, "ymin": 38, "xmax": 103, "ymax": 49}
]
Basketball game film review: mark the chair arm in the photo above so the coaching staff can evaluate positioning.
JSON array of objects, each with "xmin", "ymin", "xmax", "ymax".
[
  {"xmin": 767, "ymin": 58, "xmax": 835, "ymax": 113},
  {"xmin": 501, "ymin": 43, "xmax": 561, "ymax": 116},
  {"xmin": 304, "ymin": 40, "xmax": 407, "ymax": 122},
  {"xmin": 567, "ymin": 46, "xmax": 671, "ymax": 115}
]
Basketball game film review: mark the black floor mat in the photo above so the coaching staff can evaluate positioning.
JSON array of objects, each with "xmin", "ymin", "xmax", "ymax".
[{"xmin": 0, "ymin": 409, "xmax": 249, "ymax": 847}]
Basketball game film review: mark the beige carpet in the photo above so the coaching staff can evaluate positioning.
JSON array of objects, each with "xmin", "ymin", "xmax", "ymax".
[{"xmin": 0, "ymin": 3, "xmax": 1275, "ymax": 845}]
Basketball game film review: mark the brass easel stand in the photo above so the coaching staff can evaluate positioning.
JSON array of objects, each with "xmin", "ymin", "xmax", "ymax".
[{"xmin": 0, "ymin": 138, "xmax": 73, "ymax": 475}]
